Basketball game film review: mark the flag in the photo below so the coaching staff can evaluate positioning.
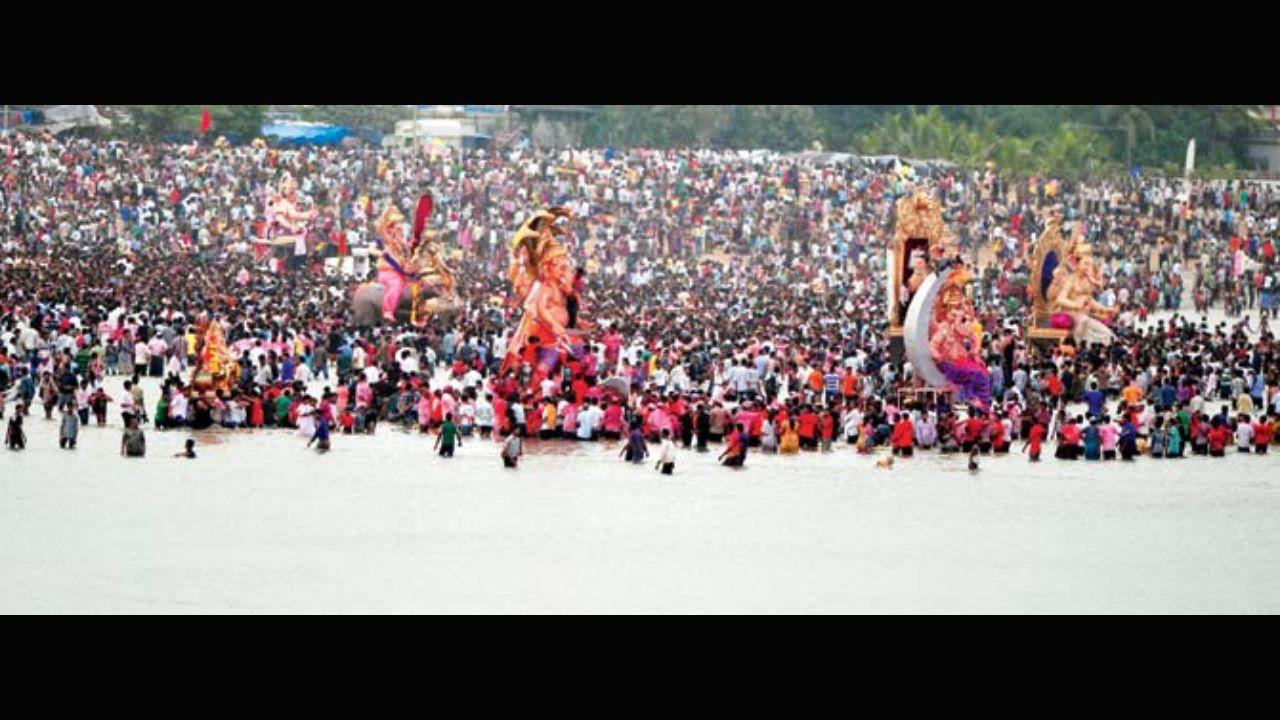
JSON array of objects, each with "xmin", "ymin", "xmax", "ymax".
[
  {"xmin": 412, "ymin": 193, "xmax": 433, "ymax": 246},
  {"xmin": 200, "ymin": 108, "xmax": 212, "ymax": 134}
]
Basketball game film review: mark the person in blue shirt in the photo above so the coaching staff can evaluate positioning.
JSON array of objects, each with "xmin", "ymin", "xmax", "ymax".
[
  {"xmin": 1159, "ymin": 379, "xmax": 1177, "ymax": 412},
  {"xmin": 1083, "ymin": 382, "xmax": 1105, "ymax": 419},
  {"xmin": 308, "ymin": 415, "xmax": 331, "ymax": 452},
  {"xmin": 1082, "ymin": 417, "xmax": 1101, "ymax": 460},
  {"xmin": 1119, "ymin": 419, "xmax": 1139, "ymax": 461}
]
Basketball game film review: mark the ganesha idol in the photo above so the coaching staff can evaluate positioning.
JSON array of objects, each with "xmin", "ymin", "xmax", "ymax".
[
  {"xmin": 1032, "ymin": 217, "xmax": 1116, "ymax": 346},
  {"xmin": 350, "ymin": 197, "xmax": 461, "ymax": 327},
  {"xmin": 499, "ymin": 207, "xmax": 587, "ymax": 386},
  {"xmin": 191, "ymin": 316, "xmax": 237, "ymax": 393},
  {"xmin": 1046, "ymin": 242, "xmax": 1115, "ymax": 345},
  {"xmin": 927, "ymin": 269, "xmax": 991, "ymax": 406}
]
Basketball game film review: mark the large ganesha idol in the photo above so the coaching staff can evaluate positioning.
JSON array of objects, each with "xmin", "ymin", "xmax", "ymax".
[
  {"xmin": 350, "ymin": 195, "xmax": 462, "ymax": 327},
  {"xmin": 499, "ymin": 207, "xmax": 586, "ymax": 385},
  {"xmin": 902, "ymin": 259, "xmax": 991, "ymax": 406},
  {"xmin": 926, "ymin": 266, "xmax": 991, "ymax": 406},
  {"xmin": 264, "ymin": 172, "xmax": 315, "ymax": 252},
  {"xmin": 1031, "ymin": 216, "xmax": 1116, "ymax": 346}
]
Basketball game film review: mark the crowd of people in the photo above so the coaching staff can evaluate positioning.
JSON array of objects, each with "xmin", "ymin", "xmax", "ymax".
[{"xmin": 3, "ymin": 130, "xmax": 1280, "ymax": 471}]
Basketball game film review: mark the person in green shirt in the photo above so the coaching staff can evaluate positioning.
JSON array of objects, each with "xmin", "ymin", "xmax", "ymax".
[
  {"xmin": 435, "ymin": 413, "xmax": 461, "ymax": 457},
  {"xmin": 276, "ymin": 390, "xmax": 293, "ymax": 428}
]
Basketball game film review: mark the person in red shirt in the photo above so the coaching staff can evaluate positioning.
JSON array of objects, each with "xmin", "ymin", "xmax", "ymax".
[
  {"xmin": 1023, "ymin": 420, "xmax": 1046, "ymax": 462},
  {"xmin": 890, "ymin": 413, "xmax": 915, "ymax": 457},
  {"xmin": 1044, "ymin": 372, "xmax": 1064, "ymax": 406},
  {"xmin": 1207, "ymin": 422, "xmax": 1230, "ymax": 457},
  {"xmin": 991, "ymin": 413, "xmax": 1009, "ymax": 454},
  {"xmin": 819, "ymin": 411, "xmax": 835, "ymax": 452},
  {"xmin": 962, "ymin": 414, "xmax": 984, "ymax": 452},
  {"xmin": 797, "ymin": 406, "xmax": 819, "ymax": 450},
  {"xmin": 1255, "ymin": 415, "xmax": 1274, "ymax": 454},
  {"xmin": 1056, "ymin": 416, "xmax": 1082, "ymax": 460}
]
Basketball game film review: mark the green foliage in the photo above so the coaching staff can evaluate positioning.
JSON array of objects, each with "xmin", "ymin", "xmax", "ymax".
[
  {"xmin": 213, "ymin": 105, "xmax": 266, "ymax": 138},
  {"xmin": 583, "ymin": 105, "xmax": 820, "ymax": 150},
  {"xmin": 584, "ymin": 105, "xmax": 1268, "ymax": 178},
  {"xmin": 125, "ymin": 105, "xmax": 200, "ymax": 137},
  {"xmin": 114, "ymin": 105, "xmax": 264, "ymax": 139}
]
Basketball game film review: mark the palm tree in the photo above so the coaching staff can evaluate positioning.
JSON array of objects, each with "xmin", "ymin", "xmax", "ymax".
[{"xmin": 1097, "ymin": 105, "xmax": 1156, "ymax": 166}]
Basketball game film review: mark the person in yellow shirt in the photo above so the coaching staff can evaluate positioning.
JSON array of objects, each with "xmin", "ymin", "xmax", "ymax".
[
  {"xmin": 540, "ymin": 399, "xmax": 558, "ymax": 440},
  {"xmin": 1236, "ymin": 392, "xmax": 1255, "ymax": 415}
]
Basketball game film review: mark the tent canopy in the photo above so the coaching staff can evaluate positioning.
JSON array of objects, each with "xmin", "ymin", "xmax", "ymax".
[{"xmin": 261, "ymin": 121, "xmax": 350, "ymax": 146}]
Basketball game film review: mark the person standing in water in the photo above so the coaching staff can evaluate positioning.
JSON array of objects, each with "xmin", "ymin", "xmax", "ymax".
[
  {"xmin": 435, "ymin": 413, "xmax": 461, "ymax": 457},
  {"xmin": 622, "ymin": 424, "xmax": 648, "ymax": 464},
  {"xmin": 1023, "ymin": 418, "xmax": 1045, "ymax": 462},
  {"xmin": 121, "ymin": 417, "xmax": 146, "ymax": 458},
  {"xmin": 655, "ymin": 429, "xmax": 676, "ymax": 476},
  {"xmin": 6, "ymin": 414, "xmax": 26, "ymax": 451},
  {"xmin": 59, "ymin": 403, "xmax": 79, "ymax": 450},
  {"xmin": 308, "ymin": 414, "xmax": 331, "ymax": 452},
  {"xmin": 719, "ymin": 423, "xmax": 747, "ymax": 467},
  {"xmin": 500, "ymin": 428, "xmax": 523, "ymax": 469}
]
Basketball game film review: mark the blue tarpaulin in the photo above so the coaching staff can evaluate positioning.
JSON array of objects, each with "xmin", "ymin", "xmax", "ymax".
[
  {"xmin": 2, "ymin": 110, "xmax": 36, "ymax": 127},
  {"xmin": 261, "ymin": 122, "xmax": 350, "ymax": 146}
]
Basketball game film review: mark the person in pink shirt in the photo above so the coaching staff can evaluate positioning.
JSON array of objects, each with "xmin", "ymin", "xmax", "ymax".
[
  {"xmin": 335, "ymin": 385, "xmax": 349, "ymax": 417},
  {"xmin": 440, "ymin": 389, "xmax": 457, "ymax": 422},
  {"xmin": 1098, "ymin": 414, "xmax": 1119, "ymax": 461},
  {"xmin": 355, "ymin": 378, "xmax": 373, "ymax": 410},
  {"xmin": 602, "ymin": 401, "xmax": 624, "ymax": 440},
  {"xmin": 417, "ymin": 392, "xmax": 433, "ymax": 432},
  {"xmin": 561, "ymin": 402, "xmax": 579, "ymax": 439}
]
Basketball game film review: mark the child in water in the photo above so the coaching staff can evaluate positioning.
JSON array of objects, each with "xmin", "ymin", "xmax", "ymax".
[
  {"xmin": 174, "ymin": 439, "xmax": 197, "ymax": 459},
  {"xmin": 6, "ymin": 414, "xmax": 26, "ymax": 451}
]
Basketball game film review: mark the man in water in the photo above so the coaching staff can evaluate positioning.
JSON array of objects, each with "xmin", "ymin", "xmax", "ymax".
[
  {"xmin": 500, "ymin": 428, "xmax": 522, "ymax": 468},
  {"xmin": 121, "ymin": 417, "xmax": 146, "ymax": 458}
]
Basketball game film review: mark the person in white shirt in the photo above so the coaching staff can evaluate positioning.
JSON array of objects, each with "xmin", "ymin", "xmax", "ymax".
[
  {"xmin": 463, "ymin": 368, "xmax": 483, "ymax": 390},
  {"xmin": 539, "ymin": 376, "xmax": 558, "ymax": 399},
  {"xmin": 576, "ymin": 399, "xmax": 603, "ymax": 441},
  {"xmin": 475, "ymin": 393, "xmax": 496, "ymax": 438},
  {"xmin": 655, "ymin": 429, "xmax": 677, "ymax": 475},
  {"xmin": 398, "ymin": 350, "xmax": 419, "ymax": 375},
  {"xmin": 133, "ymin": 340, "xmax": 150, "ymax": 377},
  {"xmin": 1236, "ymin": 415, "xmax": 1255, "ymax": 452},
  {"xmin": 168, "ymin": 391, "xmax": 188, "ymax": 426}
]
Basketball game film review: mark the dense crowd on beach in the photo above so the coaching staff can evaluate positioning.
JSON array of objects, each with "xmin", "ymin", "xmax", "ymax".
[{"xmin": 2, "ymin": 131, "xmax": 1279, "ymax": 469}]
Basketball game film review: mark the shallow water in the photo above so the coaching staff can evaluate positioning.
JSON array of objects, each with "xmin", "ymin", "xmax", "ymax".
[{"xmin": 2, "ymin": 307, "xmax": 1277, "ymax": 614}]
